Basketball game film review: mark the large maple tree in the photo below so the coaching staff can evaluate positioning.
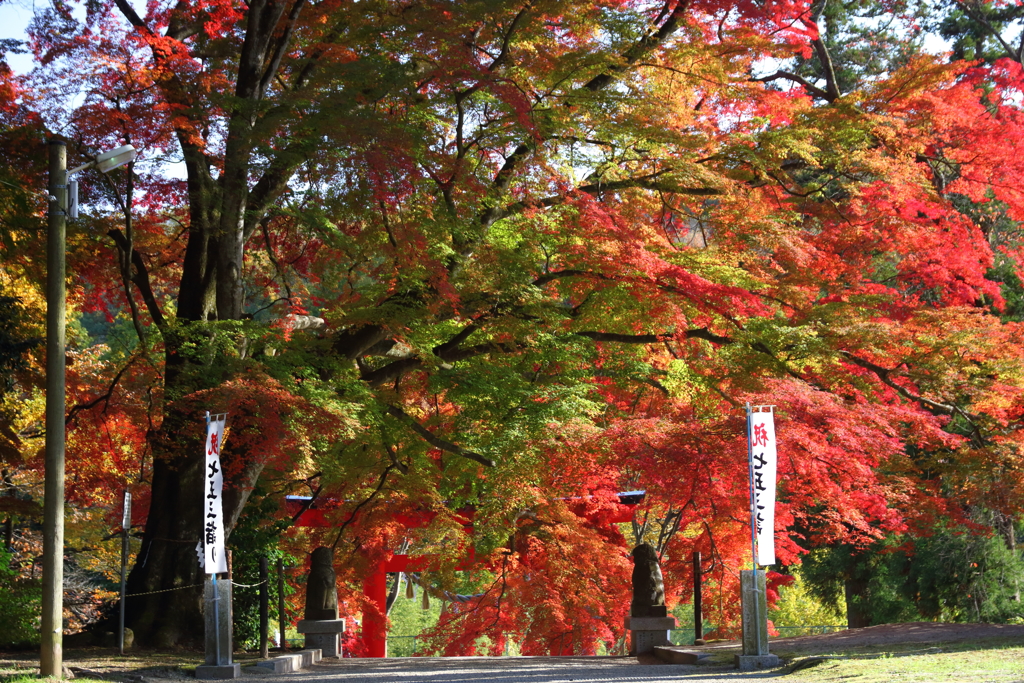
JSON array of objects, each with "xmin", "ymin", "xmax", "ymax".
[{"xmin": 4, "ymin": 0, "xmax": 1024, "ymax": 649}]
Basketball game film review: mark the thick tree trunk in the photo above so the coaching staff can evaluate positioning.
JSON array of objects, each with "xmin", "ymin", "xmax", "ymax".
[
  {"xmin": 123, "ymin": 196, "xmax": 257, "ymax": 644},
  {"xmin": 123, "ymin": 408, "xmax": 207, "ymax": 646},
  {"xmin": 844, "ymin": 578, "xmax": 872, "ymax": 629},
  {"xmin": 124, "ymin": 392, "xmax": 268, "ymax": 644},
  {"xmin": 124, "ymin": 330, "xmax": 269, "ymax": 645}
]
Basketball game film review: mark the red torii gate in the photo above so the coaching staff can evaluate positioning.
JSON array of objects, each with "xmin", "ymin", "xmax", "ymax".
[{"xmin": 287, "ymin": 491, "xmax": 644, "ymax": 657}]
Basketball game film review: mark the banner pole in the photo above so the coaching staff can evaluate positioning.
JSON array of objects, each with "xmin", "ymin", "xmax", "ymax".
[
  {"xmin": 119, "ymin": 490, "xmax": 130, "ymax": 655},
  {"xmin": 213, "ymin": 574, "xmax": 221, "ymax": 664},
  {"xmin": 744, "ymin": 402, "xmax": 762, "ymax": 657}
]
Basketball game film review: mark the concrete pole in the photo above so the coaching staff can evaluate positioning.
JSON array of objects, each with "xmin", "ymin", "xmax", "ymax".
[
  {"xmin": 118, "ymin": 525, "xmax": 128, "ymax": 654},
  {"xmin": 693, "ymin": 551, "xmax": 704, "ymax": 645},
  {"xmin": 278, "ymin": 558, "xmax": 287, "ymax": 650},
  {"xmin": 119, "ymin": 490, "xmax": 131, "ymax": 655},
  {"xmin": 259, "ymin": 557, "xmax": 269, "ymax": 658},
  {"xmin": 41, "ymin": 138, "xmax": 67, "ymax": 677}
]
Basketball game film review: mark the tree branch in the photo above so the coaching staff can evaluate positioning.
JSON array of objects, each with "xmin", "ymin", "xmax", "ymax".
[
  {"xmin": 488, "ymin": 4, "xmax": 531, "ymax": 73},
  {"xmin": 258, "ymin": 0, "xmax": 308, "ymax": 99},
  {"xmin": 581, "ymin": 0, "xmax": 691, "ymax": 92},
  {"xmin": 359, "ymin": 340, "xmax": 522, "ymax": 387},
  {"xmin": 385, "ymin": 405, "xmax": 496, "ymax": 468},
  {"xmin": 960, "ymin": 2, "xmax": 1021, "ymax": 63},
  {"xmin": 533, "ymin": 269, "xmax": 616, "ymax": 287},
  {"xmin": 577, "ymin": 328, "xmax": 733, "ymax": 345},
  {"xmin": 811, "ymin": 37, "xmax": 841, "ymax": 102},
  {"xmin": 456, "ymin": 1, "xmax": 695, "ymax": 265},
  {"xmin": 754, "ymin": 71, "xmax": 831, "ymax": 101},
  {"xmin": 107, "ymin": 229, "xmax": 167, "ymax": 330},
  {"xmin": 493, "ymin": 170, "xmax": 721, "ymax": 224},
  {"xmin": 101, "ymin": 168, "xmax": 151, "ymax": 347},
  {"xmin": 838, "ymin": 351, "xmax": 965, "ymax": 418},
  {"xmin": 330, "ymin": 463, "xmax": 396, "ymax": 550},
  {"xmin": 65, "ymin": 356, "xmax": 139, "ymax": 425},
  {"xmin": 113, "ymin": 0, "xmax": 149, "ymax": 30}
]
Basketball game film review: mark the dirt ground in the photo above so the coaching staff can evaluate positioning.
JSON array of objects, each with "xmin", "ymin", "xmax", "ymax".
[{"xmin": 1, "ymin": 623, "xmax": 1023, "ymax": 680}]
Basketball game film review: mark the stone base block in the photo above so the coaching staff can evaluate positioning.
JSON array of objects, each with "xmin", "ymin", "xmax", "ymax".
[
  {"xmin": 306, "ymin": 632, "xmax": 341, "ymax": 658},
  {"xmin": 195, "ymin": 664, "xmax": 241, "ymax": 680},
  {"xmin": 296, "ymin": 619, "xmax": 346, "ymax": 634},
  {"xmin": 735, "ymin": 654, "xmax": 780, "ymax": 671},
  {"xmin": 296, "ymin": 619, "xmax": 345, "ymax": 659},
  {"xmin": 624, "ymin": 616, "xmax": 676, "ymax": 630},
  {"xmin": 653, "ymin": 647, "xmax": 709, "ymax": 664},
  {"xmin": 252, "ymin": 655, "xmax": 301, "ymax": 674},
  {"xmin": 629, "ymin": 629, "xmax": 672, "ymax": 656},
  {"xmin": 297, "ymin": 649, "xmax": 321, "ymax": 666}
]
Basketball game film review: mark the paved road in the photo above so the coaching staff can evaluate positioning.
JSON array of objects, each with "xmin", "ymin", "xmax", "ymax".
[{"xmin": 247, "ymin": 656, "xmax": 778, "ymax": 683}]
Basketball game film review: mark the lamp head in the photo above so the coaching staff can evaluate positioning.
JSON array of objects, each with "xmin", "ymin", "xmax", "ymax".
[{"xmin": 95, "ymin": 144, "xmax": 137, "ymax": 173}]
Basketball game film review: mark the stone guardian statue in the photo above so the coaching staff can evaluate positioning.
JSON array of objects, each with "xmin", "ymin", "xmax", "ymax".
[
  {"xmin": 304, "ymin": 546, "xmax": 339, "ymax": 620},
  {"xmin": 630, "ymin": 542, "xmax": 667, "ymax": 618}
]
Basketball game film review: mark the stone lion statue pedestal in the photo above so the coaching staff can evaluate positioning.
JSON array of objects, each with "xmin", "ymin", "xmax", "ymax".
[
  {"xmin": 296, "ymin": 547, "xmax": 346, "ymax": 658},
  {"xmin": 296, "ymin": 618, "xmax": 346, "ymax": 658}
]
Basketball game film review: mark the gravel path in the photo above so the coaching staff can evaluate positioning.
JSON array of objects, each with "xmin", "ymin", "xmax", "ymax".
[
  {"xmin": 7, "ymin": 622, "xmax": 1023, "ymax": 683},
  {"xmin": 244, "ymin": 656, "xmax": 769, "ymax": 683}
]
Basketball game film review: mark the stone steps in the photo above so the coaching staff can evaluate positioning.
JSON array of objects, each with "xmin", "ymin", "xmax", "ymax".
[
  {"xmin": 652, "ymin": 647, "xmax": 711, "ymax": 665},
  {"xmin": 251, "ymin": 649, "xmax": 322, "ymax": 675}
]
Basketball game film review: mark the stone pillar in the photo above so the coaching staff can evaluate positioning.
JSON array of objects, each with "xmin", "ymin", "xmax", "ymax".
[
  {"xmin": 693, "ymin": 551, "xmax": 704, "ymax": 646},
  {"xmin": 735, "ymin": 570, "xmax": 778, "ymax": 671},
  {"xmin": 197, "ymin": 574, "xmax": 241, "ymax": 679}
]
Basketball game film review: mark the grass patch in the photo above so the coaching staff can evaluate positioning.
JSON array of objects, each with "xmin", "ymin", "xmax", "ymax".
[{"xmin": 782, "ymin": 639, "xmax": 1024, "ymax": 682}]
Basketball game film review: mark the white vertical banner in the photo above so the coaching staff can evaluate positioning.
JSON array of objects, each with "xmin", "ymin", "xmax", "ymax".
[
  {"xmin": 122, "ymin": 490, "xmax": 132, "ymax": 531},
  {"xmin": 203, "ymin": 412, "xmax": 229, "ymax": 574},
  {"xmin": 748, "ymin": 406, "xmax": 777, "ymax": 566}
]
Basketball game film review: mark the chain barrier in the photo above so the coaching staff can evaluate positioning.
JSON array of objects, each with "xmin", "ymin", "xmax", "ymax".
[
  {"xmin": 122, "ymin": 578, "xmax": 267, "ymax": 597},
  {"xmin": 123, "ymin": 583, "xmax": 204, "ymax": 597}
]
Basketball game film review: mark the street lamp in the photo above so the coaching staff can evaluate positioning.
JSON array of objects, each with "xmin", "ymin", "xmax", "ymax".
[
  {"xmin": 67, "ymin": 144, "xmax": 137, "ymax": 218},
  {"xmin": 41, "ymin": 139, "xmax": 136, "ymax": 677}
]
